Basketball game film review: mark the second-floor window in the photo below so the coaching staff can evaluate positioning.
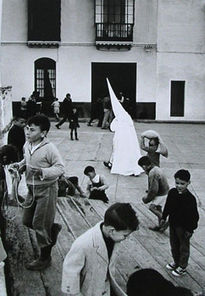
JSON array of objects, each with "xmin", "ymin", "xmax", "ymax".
[
  {"xmin": 95, "ymin": 0, "xmax": 135, "ymax": 41},
  {"xmin": 28, "ymin": 0, "xmax": 61, "ymax": 43}
]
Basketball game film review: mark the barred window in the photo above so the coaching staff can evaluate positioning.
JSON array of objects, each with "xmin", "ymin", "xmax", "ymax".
[
  {"xmin": 35, "ymin": 58, "xmax": 56, "ymax": 99},
  {"xmin": 95, "ymin": 0, "xmax": 134, "ymax": 41},
  {"xmin": 95, "ymin": 0, "xmax": 134, "ymax": 24}
]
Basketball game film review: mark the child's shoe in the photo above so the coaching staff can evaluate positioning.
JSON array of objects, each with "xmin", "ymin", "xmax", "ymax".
[
  {"xmin": 172, "ymin": 266, "xmax": 187, "ymax": 277},
  {"xmin": 26, "ymin": 257, "xmax": 51, "ymax": 271},
  {"xmin": 51, "ymin": 223, "xmax": 62, "ymax": 246},
  {"xmin": 166, "ymin": 262, "xmax": 177, "ymax": 270}
]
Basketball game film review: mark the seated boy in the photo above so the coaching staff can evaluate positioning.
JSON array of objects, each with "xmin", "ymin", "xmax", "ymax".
[
  {"xmin": 140, "ymin": 130, "xmax": 168, "ymax": 167},
  {"xmin": 84, "ymin": 166, "xmax": 109, "ymax": 203},
  {"xmin": 7, "ymin": 115, "xmax": 26, "ymax": 161},
  {"xmin": 62, "ymin": 202, "xmax": 139, "ymax": 296},
  {"xmin": 58, "ymin": 175, "xmax": 85, "ymax": 197},
  {"xmin": 10, "ymin": 115, "xmax": 65, "ymax": 271},
  {"xmin": 138, "ymin": 156, "xmax": 169, "ymax": 232},
  {"xmin": 160, "ymin": 169, "xmax": 199, "ymax": 277}
]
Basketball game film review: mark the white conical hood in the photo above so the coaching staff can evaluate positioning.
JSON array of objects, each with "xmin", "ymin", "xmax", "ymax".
[
  {"xmin": 106, "ymin": 78, "xmax": 143, "ymax": 176},
  {"xmin": 106, "ymin": 78, "xmax": 132, "ymax": 124}
]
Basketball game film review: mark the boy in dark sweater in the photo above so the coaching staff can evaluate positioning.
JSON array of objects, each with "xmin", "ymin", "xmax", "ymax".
[
  {"xmin": 7, "ymin": 115, "xmax": 26, "ymax": 160},
  {"xmin": 160, "ymin": 169, "xmax": 199, "ymax": 277}
]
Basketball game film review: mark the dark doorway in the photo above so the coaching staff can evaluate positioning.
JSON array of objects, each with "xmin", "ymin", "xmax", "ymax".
[
  {"xmin": 91, "ymin": 63, "xmax": 137, "ymax": 118},
  {"xmin": 170, "ymin": 81, "xmax": 185, "ymax": 117}
]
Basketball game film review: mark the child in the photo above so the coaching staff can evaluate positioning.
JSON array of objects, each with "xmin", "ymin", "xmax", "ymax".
[
  {"xmin": 160, "ymin": 169, "xmax": 199, "ymax": 277},
  {"xmin": 58, "ymin": 175, "xmax": 85, "ymax": 197},
  {"xmin": 0, "ymin": 145, "xmax": 18, "ymax": 267},
  {"xmin": 51, "ymin": 98, "xmax": 60, "ymax": 121},
  {"xmin": 10, "ymin": 115, "xmax": 65, "ymax": 271},
  {"xmin": 69, "ymin": 108, "xmax": 79, "ymax": 141},
  {"xmin": 7, "ymin": 115, "xmax": 26, "ymax": 161},
  {"xmin": 140, "ymin": 130, "xmax": 168, "ymax": 167},
  {"xmin": 84, "ymin": 166, "xmax": 109, "ymax": 203},
  {"xmin": 127, "ymin": 268, "xmax": 193, "ymax": 296},
  {"xmin": 138, "ymin": 156, "xmax": 169, "ymax": 232},
  {"xmin": 20, "ymin": 97, "xmax": 27, "ymax": 118},
  {"xmin": 62, "ymin": 202, "xmax": 139, "ymax": 296}
]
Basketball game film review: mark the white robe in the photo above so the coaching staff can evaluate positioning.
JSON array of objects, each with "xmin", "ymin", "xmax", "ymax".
[{"xmin": 106, "ymin": 79, "xmax": 143, "ymax": 176}]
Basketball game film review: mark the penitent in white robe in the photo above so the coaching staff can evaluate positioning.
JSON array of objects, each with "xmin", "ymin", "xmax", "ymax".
[{"xmin": 106, "ymin": 79, "xmax": 143, "ymax": 176}]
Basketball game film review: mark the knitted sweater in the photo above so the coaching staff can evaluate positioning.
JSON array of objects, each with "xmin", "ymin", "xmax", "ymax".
[
  {"xmin": 19, "ymin": 138, "xmax": 64, "ymax": 185},
  {"xmin": 162, "ymin": 188, "xmax": 199, "ymax": 232}
]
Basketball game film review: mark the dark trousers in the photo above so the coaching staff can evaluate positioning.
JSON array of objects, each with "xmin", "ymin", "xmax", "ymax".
[
  {"xmin": 170, "ymin": 226, "xmax": 191, "ymax": 269},
  {"xmin": 22, "ymin": 182, "xmax": 58, "ymax": 248},
  {"xmin": 70, "ymin": 128, "xmax": 78, "ymax": 139},
  {"xmin": 57, "ymin": 114, "xmax": 70, "ymax": 127}
]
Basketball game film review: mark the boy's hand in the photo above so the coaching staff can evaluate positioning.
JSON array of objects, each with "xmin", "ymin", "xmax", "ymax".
[
  {"xmin": 90, "ymin": 187, "xmax": 97, "ymax": 191},
  {"xmin": 142, "ymin": 196, "xmax": 148, "ymax": 204},
  {"xmin": 9, "ymin": 163, "xmax": 20, "ymax": 171},
  {"xmin": 159, "ymin": 219, "xmax": 166, "ymax": 227},
  {"xmin": 184, "ymin": 231, "xmax": 192, "ymax": 239},
  {"xmin": 30, "ymin": 167, "xmax": 42, "ymax": 177}
]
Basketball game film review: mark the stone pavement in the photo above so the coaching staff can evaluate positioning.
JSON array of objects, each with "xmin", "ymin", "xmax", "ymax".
[
  {"xmin": 3, "ymin": 120, "xmax": 205, "ymax": 295},
  {"xmin": 50, "ymin": 121, "xmax": 205, "ymax": 207}
]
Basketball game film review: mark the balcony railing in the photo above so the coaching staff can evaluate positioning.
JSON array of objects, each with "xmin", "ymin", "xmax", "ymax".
[{"xmin": 95, "ymin": 23, "xmax": 133, "ymax": 42}]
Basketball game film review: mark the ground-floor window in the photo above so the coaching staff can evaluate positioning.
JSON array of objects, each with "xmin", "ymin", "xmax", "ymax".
[
  {"xmin": 170, "ymin": 80, "xmax": 185, "ymax": 117},
  {"xmin": 34, "ymin": 58, "xmax": 56, "ymax": 99}
]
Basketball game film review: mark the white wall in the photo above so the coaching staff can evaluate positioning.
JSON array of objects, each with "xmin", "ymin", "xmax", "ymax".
[
  {"xmin": 1, "ymin": 45, "xmax": 59, "ymax": 100},
  {"xmin": 156, "ymin": 53, "xmax": 205, "ymax": 120},
  {"xmin": 157, "ymin": 0, "xmax": 205, "ymax": 53},
  {"xmin": 1, "ymin": 0, "xmax": 27, "ymax": 42},
  {"xmin": 1, "ymin": 0, "xmax": 158, "ymax": 104},
  {"xmin": 1, "ymin": 44, "xmax": 157, "ymax": 103},
  {"xmin": 135, "ymin": 0, "xmax": 157, "ymax": 44},
  {"xmin": 156, "ymin": 0, "xmax": 205, "ymax": 120}
]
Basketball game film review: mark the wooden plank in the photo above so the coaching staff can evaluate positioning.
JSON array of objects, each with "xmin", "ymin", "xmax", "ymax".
[
  {"xmin": 4, "ymin": 207, "xmax": 46, "ymax": 296},
  {"xmin": 131, "ymin": 203, "xmax": 203, "ymax": 292}
]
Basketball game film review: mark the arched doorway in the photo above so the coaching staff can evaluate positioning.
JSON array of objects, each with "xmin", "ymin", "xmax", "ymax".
[
  {"xmin": 34, "ymin": 58, "xmax": 56, "ymax": 115},
  {"xmin": 34, "ymin": 58, "xmax": 56, "ymax": 100}
]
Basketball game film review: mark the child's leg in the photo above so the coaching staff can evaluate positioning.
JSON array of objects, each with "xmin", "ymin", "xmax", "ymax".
[
  {"xmin": 169, "ymin": 226, "xmax": 180, "ymax": 267},
  {"xmin": 22, "ymin": 185, "xmax": 36, "ymax": 228},
  {"xmin": 74, "ymin": 128, "xmax": 78, "ymax": 140},
  {"xmin": 70, "ymin": 129, "xmax": 73, "ymax": 140},
  {"xmin": 32, "ymin": 184, "xmax": 57, "ymax": 248},
  {"xmin": 26, "ymin": 182, "xmax": 60, "ymax": 270},
  {"xmin": 149, "ymin": 204, "xmax": 162, "ymax": 223},
  {"xmin": 76, "ymin": 185, "xmax": 85, "ymax": 196},
  {"xmin": 176, "ymin": 227, "xmax": 190, "ymax": 269}
]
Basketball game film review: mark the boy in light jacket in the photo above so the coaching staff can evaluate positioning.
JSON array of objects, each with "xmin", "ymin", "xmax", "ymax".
[
  {"xmin": 10, "ymin": 115, "xmax": 64, "ymax": 271},
  {"xmin": 62, "ymin": 203, "xmax": 139, "ymax": 296}
]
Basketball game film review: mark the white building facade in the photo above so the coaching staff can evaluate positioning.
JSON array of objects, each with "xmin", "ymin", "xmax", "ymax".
[{"xmin": 0, "ymin": 0, "xmax": 205, "ymax": 120}]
